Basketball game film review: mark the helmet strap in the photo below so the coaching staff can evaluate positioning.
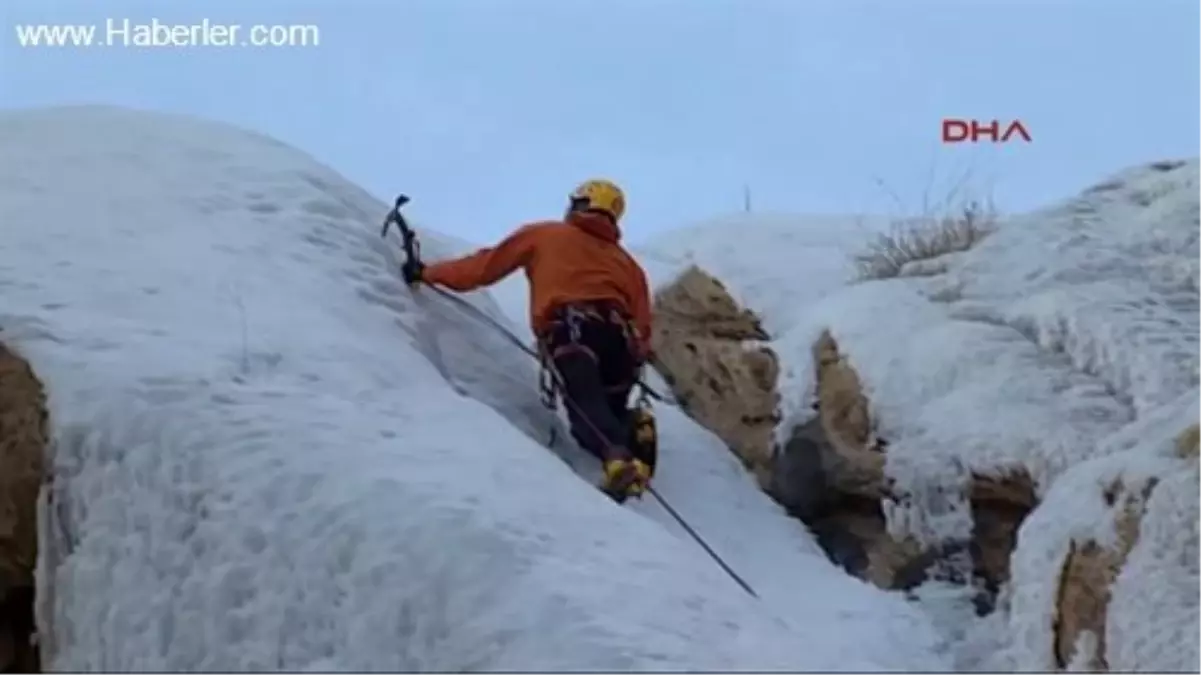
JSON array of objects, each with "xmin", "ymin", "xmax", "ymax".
[
  {"xmin": 565, "ymin": 196, "xmax": 618, "ymax": 224},
  {"xmin": 565, "ymin": 196, "xmax": 590, "ymax": 219}
]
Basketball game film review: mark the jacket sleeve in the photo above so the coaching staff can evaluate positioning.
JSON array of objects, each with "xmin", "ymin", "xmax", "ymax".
[
  {"xmin": 629, "ymin": 264, "xmax": 654, "ymax": 360},
  {"xmin": 422, "ymin": 224, "xmax": 542, "ymax": 292}
]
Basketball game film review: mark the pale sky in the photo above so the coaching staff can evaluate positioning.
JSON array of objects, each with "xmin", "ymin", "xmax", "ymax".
[{"xmin": 2, "ymin": 0, "xmax": 1197, "ymax": 243}]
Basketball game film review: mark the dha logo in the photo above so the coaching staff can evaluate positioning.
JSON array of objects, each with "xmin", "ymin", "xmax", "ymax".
[{"xmin": 942, "ymin": 119, "xmax": 1032, "ymax": 144}]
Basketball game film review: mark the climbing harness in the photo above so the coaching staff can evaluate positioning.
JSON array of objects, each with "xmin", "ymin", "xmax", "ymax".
[
  {"xmin": 380, "ymin": 194, "xmax": 758, "ymax": 600},
  {"xmin": 537, "ymin": 350, "xmax": 559, "ymax": 411}
]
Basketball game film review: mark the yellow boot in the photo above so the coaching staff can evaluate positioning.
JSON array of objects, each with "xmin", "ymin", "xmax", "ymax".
[
  {"xmin": 629, "ymin": 406, "xmax": 657, "ymax": 478},
  {"xmin": 601, "ymin": 457, "xmax": 652, "ymax": 502}
]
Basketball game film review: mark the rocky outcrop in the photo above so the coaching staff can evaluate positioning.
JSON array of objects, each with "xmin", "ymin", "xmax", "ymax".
[
  {"xmin": 807, "ymin": 331, "xmax": 885, "ymax": 496},
  {"xmin": 648, "ymin": 160, "xmax": 1198, "ymax": 670},
  {"xmin": 650, "ymin": 266, "xmax": 780, "ymax": 484},
  {"xmin": 766, "ymin": 331, "xmax": 922, "ymax": 588},
  {"xmin": 1052, "ymin": 477, "xmax": 1157, "ymax": 671},
  {"xmin": 0, "ymin": 342, "xmax": 46, "ymax": 672},
  {"xmin": 650, "ymin": 268, "xmax": 1039, "ymax": 606},
  {"xmin": 968, "ymin": 473, "xmax": 1038, "ymax": 602},
  {"xmin": 1176, "ymin": 423, "xmax": 1199, "ymax": 459},
  {"xmin": 1052, "ymin": 422, "xmax": 1201, "ymax": 667},
  {"xmin": 768, "ymin": 330, "xmax": 1037, "ymax": 609}
]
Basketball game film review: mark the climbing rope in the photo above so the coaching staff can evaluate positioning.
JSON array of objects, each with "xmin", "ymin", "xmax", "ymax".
[{"xmin": 380, "ymin": 193, "xmax": 758, "ymax": 600}]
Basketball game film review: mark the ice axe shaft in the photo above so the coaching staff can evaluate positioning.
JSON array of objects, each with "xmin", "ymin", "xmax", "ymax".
[{"xmin": 380, "ymin": 194, "xmax": 420, "ymax": 265}]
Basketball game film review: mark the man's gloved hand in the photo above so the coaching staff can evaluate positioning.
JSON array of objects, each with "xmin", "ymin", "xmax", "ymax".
[{"xmin": 401, "ymin": 259, "xmax": 425, "ymax": 286}]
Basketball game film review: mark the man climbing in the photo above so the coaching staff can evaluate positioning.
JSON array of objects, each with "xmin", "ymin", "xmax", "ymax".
[{"xmin": 401, "ymin": 179, "xmax": 655, "ymax": 502}]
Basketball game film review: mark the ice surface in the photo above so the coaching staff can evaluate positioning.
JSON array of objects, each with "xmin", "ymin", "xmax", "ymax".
[
  {"xmin": 1107, "ymin": 460, "xmax": 1200, "ymax": 672},
  {"xmin": 454, "ymin": 215, "xmax": 952, "ymax": 671},
  {"xmin": 635, "ymin": 214, "xmax": 890, "ymax": 447},
  {"xmin": 710, "ymin": 158, "xmax": 1201, "ymax": 667},
  {"xmin": 1, "ymin": 106, "xmax": 950, "ymax": 671},
  {"xmin": 8, "ymin": 103, "xmax": 1189, "ymax": 674},
  {"xmin": 782, "ymin": 161, "xmax": 1199, "ymax": 545},
  {"xmin": 638, "ymin": 159, "xmax": 1199, "ymax": 671},
  {"xmin": 636, "ymin": 212, "xmax": 889, "ymax": 337}
]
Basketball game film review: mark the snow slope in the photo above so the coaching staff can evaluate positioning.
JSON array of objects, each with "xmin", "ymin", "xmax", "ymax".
[
  {"xmin": 634, "ymin": 213, "xmax": 896, "ymax": 448},
  {"xmin": 0, "ymin": 106, "xmax": 951, "ymax": 671},
  {"xmin": 798, "ymin": 160, "xmax": 1198, "ymax": 534},
  {"xmin": 426, "ymin": 207, "xmax": 953, "ymax": 669},
  {"xmin": 639, "ymin": 160, "xmax": 1199, "ymax": 670},
  {"xmin": 636, "ymin": 213, "xmax": 889, "ymax": 337}
]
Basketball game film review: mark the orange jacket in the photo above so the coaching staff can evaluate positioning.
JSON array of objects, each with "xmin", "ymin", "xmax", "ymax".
[{"xmin": 422, "ymin": 212, "xmax": 653, "ymax": 358}]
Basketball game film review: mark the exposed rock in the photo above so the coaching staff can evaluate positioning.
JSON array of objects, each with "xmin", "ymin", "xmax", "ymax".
[
  {"xmin": 1149, "ymin": 159, "xmax": 1188, "ymax": 173},
  {"xmin": 651, "ymin": 265, "xmax": 780, "ymax": 483},
  {"xmin": 763, "ymin": 331, "xmax": 915, "ymax": 587},
  {"xmin": 770, "ymin": 330, "xmax": 1037, "ymax": 609},
  {"xmin": 809, "ymin": 331, "xmax": 887, "ymax": 497},
  {"xmin": 1176, "ymin": 423, "xmax": 1199, "ymax": 459},
  {"xmin": 766, "ymin": 416, "xmax": 828, "ymax": 522},
  {"xmin": 970, "ymin": 472, "xmax": 1038, "ymax": 602},
  {"xmin": 652, "ymin": 296, "xmax": 1041, "ymax": 610},
  {"xmin": 0, "ymin": 587, "xmax": 37, "ymax": 673},
  {"xmin": 1053, "ymin": 477, "xmax": 1157, "ymax": 671},
  {"xmin": 0, "ymin": 342, "xmax": 46, "ymax": 672}
]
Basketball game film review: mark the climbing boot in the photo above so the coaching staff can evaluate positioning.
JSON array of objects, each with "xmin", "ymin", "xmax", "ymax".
[
  {"xmin": 628, "ymin": 406, "xmax": 658, "ymax": 478},
  {"xmin": 600, "ymin": 457, "xmax": 651, "ymax": 503}
]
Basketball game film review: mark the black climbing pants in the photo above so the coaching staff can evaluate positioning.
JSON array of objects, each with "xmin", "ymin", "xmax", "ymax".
[{"xmin": 542, "ymin": 302, "xmax": 639, "ymax": 463}]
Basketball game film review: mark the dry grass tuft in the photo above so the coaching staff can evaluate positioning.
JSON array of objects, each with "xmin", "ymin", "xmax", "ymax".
[{"xmin": 852, "ymin": 200, "xmax": 997, "ymax": 282}]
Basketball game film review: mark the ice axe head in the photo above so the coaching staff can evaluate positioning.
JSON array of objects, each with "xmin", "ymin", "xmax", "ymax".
[
  {"xmin": 381, "ymin": 194, "xmax": 413, "ymax": 238},
  {"xmin": 383, "ymin": 193, "xmax": 422, "ymax": 273}
]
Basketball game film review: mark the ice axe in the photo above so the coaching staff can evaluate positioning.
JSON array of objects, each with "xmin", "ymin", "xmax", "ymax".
[{"xmin": 380, "ymin": 194, "xmax": 422, "ymax": 287}]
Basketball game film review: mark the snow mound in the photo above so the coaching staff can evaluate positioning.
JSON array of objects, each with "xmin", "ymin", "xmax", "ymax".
[
  {"xmin": 434, "ymin": 220, "xmax": 952, "ymax": 669},
  {"xmin": 643, "ymin": 157, "xmax": 1201, "ymax": 667},
  {"xmin": 0, "ymin": 105, "xmax": 927, "ymax": 671},
  {"xmin": 644, "ymin": 159, "xmax": 1198, "ymax": 670},
  {"xmin": 635, "ymin": 213, "xmax": 889, "ymax": 440},
  {"xmin": 811, "ymin": 159, "xmax": 1198, "ymax": 526},
  {"xmin": 636, "ymin": 213, "xmax": 888, "ymax": 336}
]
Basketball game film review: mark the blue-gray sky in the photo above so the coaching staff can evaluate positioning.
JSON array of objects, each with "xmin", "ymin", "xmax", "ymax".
[{"xmin": 3, "ymin": 0, "xmax": 1197, "ymax": 243}]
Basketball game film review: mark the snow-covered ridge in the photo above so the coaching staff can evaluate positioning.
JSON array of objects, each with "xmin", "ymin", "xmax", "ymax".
[
  {"xmin": 0, "ymin": 105, "xmax": 951, "ymax": 671},
  {"xmin": 635, "ymin": 213, "xmax": 889, "ymax": 337},
  {"xmin": 639, "ymin": 158, "xmax": 1199, "ymax": 671},
  {"xmin": 810, "ymin": 159, "xmax": 1198, "ymax": 499}
]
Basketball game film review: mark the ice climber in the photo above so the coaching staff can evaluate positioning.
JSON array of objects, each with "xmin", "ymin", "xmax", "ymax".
[{"xmin": 401, "ymin": 179, "xmax": 655, "ymax": 502}]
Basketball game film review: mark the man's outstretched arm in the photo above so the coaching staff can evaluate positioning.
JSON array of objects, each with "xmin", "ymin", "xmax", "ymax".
[{"xmin": 422, "ymin": 223, "xmax": 543, "ymax": 292}]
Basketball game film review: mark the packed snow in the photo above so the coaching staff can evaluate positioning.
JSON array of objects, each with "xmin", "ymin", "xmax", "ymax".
[
  {"xmin": 384, "ymin": 149, "xmax": 1197, "ymax": 672},
  {"xmin": 635, "ymin": 213, "xmax": 891, "ymax": 336},
  {"xmin": 478, "ymin": 163, "xmax": 1199, "ymax": 670},
  {"xmin": 802, "ymin": 160, "xmax": 1198, "ymax": 541},
  {"xmin": 632, "ymin": 213, "xmax": 897, "ymax": 445},
  {"xmin": 634, "ymin": 159, "xmax": 1199, "ymax": 670},
  {"xmin": 4, "ymin": 103, "xmax": 1194, "ymax": 673},
  {"xmin": 444, "ymin": 196, "xmax": 958, "ymax": 670},
  {"xmin": 0, "ymin": 105, "xmax": 955, "ymax": 671}
]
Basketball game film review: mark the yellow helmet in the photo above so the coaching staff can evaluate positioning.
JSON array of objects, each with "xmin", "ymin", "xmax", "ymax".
[{"xmin": 568, "ymin": 178, "xmax": 626, "ymax": 223}]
